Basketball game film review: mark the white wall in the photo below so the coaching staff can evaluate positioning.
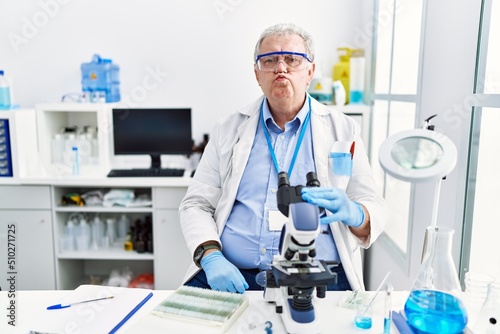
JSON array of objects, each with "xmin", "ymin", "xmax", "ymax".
[
  {"xmin": 418, "ymin": 0, "xmax": 480, "ymax": 268},
  {"xmin": 0, "ymin": 0, "xmax": 367, "ymax": 143}
]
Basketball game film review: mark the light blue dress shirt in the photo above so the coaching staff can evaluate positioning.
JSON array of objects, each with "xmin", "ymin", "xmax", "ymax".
[{"xmin": 221, "ymin": 97, "xmax": 339, "ymax": 269}]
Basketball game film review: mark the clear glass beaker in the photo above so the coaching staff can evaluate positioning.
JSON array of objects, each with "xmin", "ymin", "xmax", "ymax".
[
  {"xmin": 404, "ymin": 226, "xmax": 468, "ymax": 333},
  {"xmin": 473, "ymin": 281, "xmax": 500, "ymax": 333}
]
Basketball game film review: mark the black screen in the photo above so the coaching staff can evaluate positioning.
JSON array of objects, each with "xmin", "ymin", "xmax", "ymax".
[{"xmin": 112, "ymin": 108, "xmax": 192, "ymax": 167}]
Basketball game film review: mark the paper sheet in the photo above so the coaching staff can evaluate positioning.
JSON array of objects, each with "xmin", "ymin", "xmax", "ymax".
[{"xmin": 27, "ymin": 284, "xmax": 153, "ymax": 334}]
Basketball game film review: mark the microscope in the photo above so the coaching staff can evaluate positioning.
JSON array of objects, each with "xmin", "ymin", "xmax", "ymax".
[{"xmin": 256, "ymin": 171, "xmax": 338, "ymax": 334}]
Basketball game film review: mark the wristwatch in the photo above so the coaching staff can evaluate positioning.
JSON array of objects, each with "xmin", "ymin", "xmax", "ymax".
[{"xmin": 193, "ymin": 243, "xmax": 220, "ymax": 268}]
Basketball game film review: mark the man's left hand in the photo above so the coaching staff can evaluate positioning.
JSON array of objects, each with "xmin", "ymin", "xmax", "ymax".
[{"xmin": 301, "ymin": 187, "xmax": 365, "ymax": 227}]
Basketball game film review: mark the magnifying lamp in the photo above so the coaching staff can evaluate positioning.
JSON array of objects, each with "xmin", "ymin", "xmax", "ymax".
[{"xmin": 378, "ymin": 115, "xmax": 457, "ymax": 228}]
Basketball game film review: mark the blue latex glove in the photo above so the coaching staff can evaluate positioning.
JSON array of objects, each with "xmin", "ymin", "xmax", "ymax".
[
  {"xmin": 200, "ymin": 250, "xmax": 249, "ymax": 293},
  {"xmin": 301, "ymin": 187, "xmax": 365, "ymax": 227}
]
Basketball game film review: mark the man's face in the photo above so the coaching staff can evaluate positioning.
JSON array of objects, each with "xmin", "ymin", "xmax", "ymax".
[{"xmin": 254, "ymin": 34, "xmax": 315, "ymax": 102}]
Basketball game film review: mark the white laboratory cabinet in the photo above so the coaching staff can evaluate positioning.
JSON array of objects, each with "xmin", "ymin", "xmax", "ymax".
[
  {"xmin": 153, "ymin": 187, "xmax": 192, "ymax": 289},
  {"xmin": 0, "ymin": 185, "xmax": 55, "ymax": 290},
  {"xmin": 0, "ymin": 182, "xmax": 191, "ymax": 291},
  {"xmin": 49, "ymin": 182, "xmax": 190, "ymax": 291}
]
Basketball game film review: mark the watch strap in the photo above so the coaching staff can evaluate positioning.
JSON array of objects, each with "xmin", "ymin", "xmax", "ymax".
[{"xmin": 194, "ymin": 243, "xmax": 220, "ymax": 268}]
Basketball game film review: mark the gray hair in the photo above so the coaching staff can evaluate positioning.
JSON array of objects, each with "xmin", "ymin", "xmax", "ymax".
[{"xmin": 253, "ymin": 23, "xmax": 315, "ymax": 63}]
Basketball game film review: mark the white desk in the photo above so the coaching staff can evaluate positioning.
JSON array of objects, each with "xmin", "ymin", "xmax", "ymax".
[{"xmin": 0, "ymin": 289, "xmax": 409, "ymax": 334}]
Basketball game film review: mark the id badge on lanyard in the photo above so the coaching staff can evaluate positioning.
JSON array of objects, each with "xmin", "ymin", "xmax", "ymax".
[{"xmin": 265, "ymin": 203, "xmax": 287, "ymax": 231}]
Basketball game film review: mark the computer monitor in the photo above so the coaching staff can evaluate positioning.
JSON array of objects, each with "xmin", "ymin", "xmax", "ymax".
[{"xmin": 112, "ymin": 108, "xmax": 192, "ymax": 169}]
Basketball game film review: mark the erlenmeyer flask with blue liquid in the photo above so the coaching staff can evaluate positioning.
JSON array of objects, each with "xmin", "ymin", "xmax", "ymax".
[{"xmin": 404, "ymin": 226, "xmax": 468, "ymax": 333}]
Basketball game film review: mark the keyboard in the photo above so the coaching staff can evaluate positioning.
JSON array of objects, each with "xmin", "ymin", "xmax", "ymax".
[{"xmin": 107, "ymin": 168, "xmax": 185, "ymax": 177}]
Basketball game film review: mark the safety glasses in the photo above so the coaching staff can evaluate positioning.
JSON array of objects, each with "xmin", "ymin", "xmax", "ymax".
[{"xmin": 255, "ymin": 51, "xmax": 312, "ymax": 72}]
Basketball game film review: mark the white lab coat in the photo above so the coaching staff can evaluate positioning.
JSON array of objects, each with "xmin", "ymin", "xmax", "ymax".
[{"xmin": 179, "ymin": 96, "xmax": 387, "ymax": 291}]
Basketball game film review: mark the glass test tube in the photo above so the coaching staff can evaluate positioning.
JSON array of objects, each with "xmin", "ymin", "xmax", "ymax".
[{"xmin": 384, "ymin": 283, "xmax": 393, "ymax": 334}]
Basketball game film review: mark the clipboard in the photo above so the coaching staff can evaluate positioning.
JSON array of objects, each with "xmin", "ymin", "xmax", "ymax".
[{"xmin": 27, "ymin": 284, "xmax": 153, "ymax": 334}]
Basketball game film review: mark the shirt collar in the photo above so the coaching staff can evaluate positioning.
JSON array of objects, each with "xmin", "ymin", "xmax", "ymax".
[{"xmin": 262, "ymin": 95, "xmax": 310, "ymax": 133}]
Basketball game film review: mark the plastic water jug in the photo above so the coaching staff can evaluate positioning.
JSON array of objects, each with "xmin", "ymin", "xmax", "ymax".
[{"xmin": 81, "ymin": 54, "xmax": 120, "ymax": 102}]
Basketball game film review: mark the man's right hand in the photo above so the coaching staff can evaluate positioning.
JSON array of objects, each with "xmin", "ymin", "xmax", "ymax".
[{"xmin": 200, "ymin": 250, "xmax": 249, "ymax": 293}]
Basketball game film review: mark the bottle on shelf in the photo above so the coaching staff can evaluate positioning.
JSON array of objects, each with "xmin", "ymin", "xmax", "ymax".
[
  {"xmin": 61, "ymin": 214, "xmax": 78, "ymax": 252},
  {"xmin": 349, "ymin": 49, "xmax": 366, "ymax": 104},
  {"xmin": 147, "ymin": 232, "xmax": 153, "ymax": 253},
  {"xmin": 132, "ymin": 219, "xmax": 141, "ymax": 251},
  {"xmin": 77, "ymin": 132, "xmax": 91, "ymax": 166},
  {"xmin": 106, "ymin": 217, "xmax": 117, "ymax": 247},
  {"xmin": 84, "ymin": 126, "xmax": 99, "ymax": 165},
  {"xmin": 51, "ymin": 133, "xmax": 65, "ymax": 164},
  {"xmin": 308, "ymin": 68, "xmax": 334, "ymax": 104},
  {"xmin": 124, "ymin": 232, "xmax": 134, "ymax": 251},
  {"xmin": 59, "ymin": 126, "xmax": 97, "ymax": 169},
  {"xmin": 0, "ymin": 70, "xmax": 11, "ymax": 110},
  {"xmin": 71, "ymin": 146, "xmax": 79, "ymax": 176},
  {"xmin": 117, "ymin": 214, "xmax": 130, "ymax": 242},
  {"xmin": 144, "ymin": 216, "xmax": 153, "ymax": 253},
  {"xmin": 333, "ymin": 80, "xmax": 346, "ymax": 106},
  {"xmin": 332, "ymin": 48, "xmax": 352, "ymax": 104},
  {"xmin": 91, "ymin": 132, "xmax": 98, "ymax": 163},
  {"xmin": 76, "ymin": 215, "xmax": 91, "ymax": 251},
  {"xmin": 63, "ymin": 131, "xmax": 78, "ymax": 166},
  {"xmin": 63, "ymin": 217, "xmax": 77, "ymax": 252},
  {"xmin": 136, "ymin": 235, "xmax": 146, "ymax": 253},
  {"xmin": 91, "ymin": 214, "xmax": 105, "ymax": 250}
]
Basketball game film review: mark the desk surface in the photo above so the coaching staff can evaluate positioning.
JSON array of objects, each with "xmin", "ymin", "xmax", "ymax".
[{"xmin": 0, "ymin": 289, "xmax": 410, "ymax": 334}]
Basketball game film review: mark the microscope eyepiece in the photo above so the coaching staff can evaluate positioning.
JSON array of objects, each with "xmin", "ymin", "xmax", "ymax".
[
  {"xmin": 306, "ymin": 172, "xmax": 320, "ymax": 187},
  {"xmin": 278, "ymin": 171, "xmax": 290, "ymax": 188}
]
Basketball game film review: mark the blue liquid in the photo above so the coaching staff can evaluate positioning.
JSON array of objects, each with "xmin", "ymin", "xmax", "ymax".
[
  {"xmin": 0, "ymin": 86, "xmax": 11, "ymax": 110},
  {"xmin": 384, "ymin": 317, "xmax": 391, "ymax": 333},
  {"xmin": 310, "ymin": 92, "xmax": 332, "ymax": 103},
  {"xmin": 349, "ymin": 90, "xmax": 364, "ymax": 104},
  {"xmin": 404, "ymin": 290, "xmax": 468, "ymax": 334},
  {"xmin": 354, "ymin": 315, "xmax": 372, "ymax": 329}
]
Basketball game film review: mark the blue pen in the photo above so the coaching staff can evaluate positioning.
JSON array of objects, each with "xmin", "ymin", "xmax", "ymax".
[
  {"xmin": 392, "ymin": 311, "xmax": 415, "ymax": 334},
  {"xmin": 47, "ymin": 295, "xmax": 114, "ymax": 310}
]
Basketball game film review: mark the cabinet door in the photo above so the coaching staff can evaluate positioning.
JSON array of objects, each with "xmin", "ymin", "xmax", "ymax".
[
  {"xmin": 154, "ymin": 209, "xmax": 191, "ymax": 289},
  {"xmin": 0, "ymin": 185, "xmax": 51, "ymax": 209},
  {"xmin": 1, "ymin": 210, "xmax": 55, "ymax": 290}
]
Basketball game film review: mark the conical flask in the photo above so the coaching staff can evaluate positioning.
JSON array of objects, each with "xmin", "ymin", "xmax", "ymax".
[{"xmin": 404, "ymin": 226, "xmax": 468, "ymax": 333}]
